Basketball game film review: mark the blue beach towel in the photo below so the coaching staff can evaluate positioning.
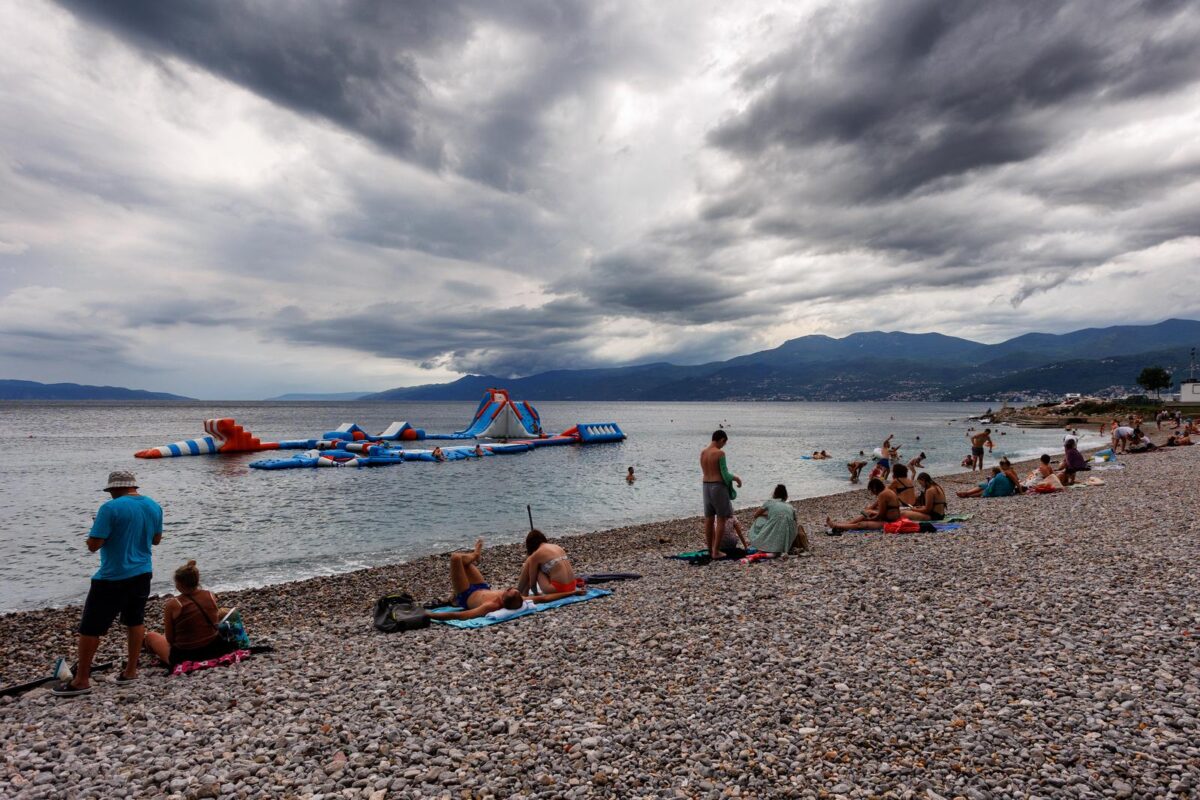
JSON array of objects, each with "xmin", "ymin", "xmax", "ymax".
[{"xmin": 429, "ymin": 588, "xmax": 612, "ymax": 629}]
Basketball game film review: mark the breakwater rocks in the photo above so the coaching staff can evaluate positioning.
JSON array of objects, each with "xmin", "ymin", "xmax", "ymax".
[{"xmin": 2, "ymin": 444, "xmax": 1198, "ymax": 798}]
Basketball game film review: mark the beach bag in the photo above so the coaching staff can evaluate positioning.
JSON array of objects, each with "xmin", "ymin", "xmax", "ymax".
[
  {"xmin": 217, "ymin": 609, "xmax": 252, "ymax": 649},
  {"xmin": 184, "ymin": 594, "xmax": 252, "ymax": 648},
  {"xmin": 883, "ymin": 519, "xmax": 921, "ymax": 534},
  {"xmin": 373, "ymin": 592, "xmax": 430, "ymax": 633}
]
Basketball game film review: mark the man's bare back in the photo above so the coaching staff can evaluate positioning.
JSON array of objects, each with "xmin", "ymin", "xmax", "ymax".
[{"xmin": 700, "ymin": 444, "xmax": 725, "ymax": 482}]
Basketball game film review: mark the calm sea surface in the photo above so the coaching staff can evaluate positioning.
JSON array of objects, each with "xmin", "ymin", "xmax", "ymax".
[{"xmin": 0, "ymin": 401, "xmax": 1104, "ymax": 612}]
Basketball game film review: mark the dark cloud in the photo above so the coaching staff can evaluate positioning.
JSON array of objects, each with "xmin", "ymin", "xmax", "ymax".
[
  {"xmin": 442, "ymin": 279, "xmax": 496, "ymax": 301},
  {"xmin": 0, "ymin": 321, "xmax": 135, "ymax": 366},
  {"xmin": 607, "ymin": 0, "xmax": 1200, "ymax": 315},
  {"xmin": 333, "ymin": 176, "xmax": 577, "ymax": 273},
  {"xmin": 571, "ymin": 245, "xmax": 749, "ymax": 322},
  {"xmin": 55, "ymin": 0, "xmax": 668, "ymax": 196},
  {"xmin": 55, "ymin": 0, "xmax": 469, "ymax": 167},
  {"xmin": 710, "ymin": 0, "xmax": 1200, "ymax": 199},
  {"xmin": 272, "ymin": 298, "xmax": 610, "ymax": 377}
]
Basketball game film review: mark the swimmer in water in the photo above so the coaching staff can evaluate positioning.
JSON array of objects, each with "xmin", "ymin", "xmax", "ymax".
[{"xmin": 626, "ymin": 466, "xmax": 636, "ymax": 483}]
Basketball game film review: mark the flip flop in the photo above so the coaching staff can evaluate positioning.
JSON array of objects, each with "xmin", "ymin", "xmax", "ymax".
[
  {"xmin": 50, "ymin": 681, "xmax": 91, "ymax": 697},
  {"xmin": 114, "ymin": 672, "xmax": 137, "ymax": 685}
]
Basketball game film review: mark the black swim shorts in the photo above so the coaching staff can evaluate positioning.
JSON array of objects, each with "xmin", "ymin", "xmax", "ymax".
[
  {"xmin": 78, "ymin": 573, "xmax": 152, "ymax": 637},
  {"xmin": 971, "ymin": 445, "xmax": 985, "ymax": 457}
]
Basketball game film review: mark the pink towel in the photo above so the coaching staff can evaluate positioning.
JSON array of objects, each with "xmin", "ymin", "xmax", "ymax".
[{"xmin": 171, "ymin": 649, "xmax": 251, "ymax": 677}]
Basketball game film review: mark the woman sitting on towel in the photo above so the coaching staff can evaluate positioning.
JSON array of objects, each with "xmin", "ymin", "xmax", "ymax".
[
  {"xmin": 887, "ymin": 463, "xmax": 918, "ymax": 506},
  {"xmin": 1056, "ymin": 438, "xmax": 1090, "ymax": 485},
  {"xmin": 998, "ymin": 457, "xmax": 1024, "ymax": 494},
  {"xmin": 826, "ymin": 478, "xmax": 900, "ymax": 533},
  {"xmin": 901, "ymin": 473, "xmax": 946, "ymax": 521},
  {"xmin": 145, "ymin": 561, "xmax": 237, "ymax": 667},
  {"xmin": 518, "ymin": 530, "xmax": 581, "ymax": 595},
  {"xmin": 427, "ymin": 538, "xmax": 582, "ymax": 622},
  {"xmin": 956, "ymin": 466, "xmax": 1015, "ymax": 498},
  {"xmin": 749, "ymin": 484, "xmax": 808, "ymax": 554}
]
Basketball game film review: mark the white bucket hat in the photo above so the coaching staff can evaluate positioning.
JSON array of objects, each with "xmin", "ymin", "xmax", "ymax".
[{"xmin": 103, "ymin": 470, "xmax": 138, "ymax": 491}]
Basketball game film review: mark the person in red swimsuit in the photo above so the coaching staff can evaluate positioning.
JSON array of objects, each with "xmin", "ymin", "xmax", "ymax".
[{"xmin": 518, "ymin": 530, "xmax": 581, "ymax": 594}]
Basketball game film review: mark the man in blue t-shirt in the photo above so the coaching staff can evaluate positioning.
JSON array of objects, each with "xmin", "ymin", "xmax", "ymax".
[{"xmin": 53, "ymin": 470, "xmax": 163, "ymax": 697}]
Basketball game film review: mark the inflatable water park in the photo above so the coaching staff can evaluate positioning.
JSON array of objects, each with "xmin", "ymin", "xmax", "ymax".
[{"xmin": 133, "ymin": 388, "xmax": 626, "ymax": 470}]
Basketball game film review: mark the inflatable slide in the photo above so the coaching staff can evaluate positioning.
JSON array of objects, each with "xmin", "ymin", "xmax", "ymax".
[{"xmin": 424, "ymin": 388, "xmax": 543, "ymax": 440}]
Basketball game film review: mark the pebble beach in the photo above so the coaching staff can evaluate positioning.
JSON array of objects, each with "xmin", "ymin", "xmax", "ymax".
[{"xmin": 2, "ymin": 441, "xmax": 1198, "ymax": 799}]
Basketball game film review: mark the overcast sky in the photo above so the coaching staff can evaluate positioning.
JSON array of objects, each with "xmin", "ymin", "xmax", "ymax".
[{"xmin": 2, "ymin": 0, "xmax": 1198, "ymax": 399}]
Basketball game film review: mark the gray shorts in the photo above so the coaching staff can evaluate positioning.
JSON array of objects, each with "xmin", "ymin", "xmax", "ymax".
[{"xmin": 703, "ymin": 481, "xmax": 733, "ymax": 518}]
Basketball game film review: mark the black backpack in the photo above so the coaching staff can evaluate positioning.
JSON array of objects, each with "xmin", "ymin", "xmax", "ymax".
[{"xmin": 373, "ymin": 592, "xmax": 431, "ymax": 633}]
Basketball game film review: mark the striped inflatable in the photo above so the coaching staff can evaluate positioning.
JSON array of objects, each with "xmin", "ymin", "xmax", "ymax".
[
  {"xmin": 135, "ymin": 418, "xmax": 280, "ymax": 458},
  {"xmin": 135, "ymin": 435, "xmax": 220, "ymax": 459}
]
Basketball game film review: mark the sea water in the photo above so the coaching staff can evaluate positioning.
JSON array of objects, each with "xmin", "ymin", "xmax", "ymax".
[{"xmin": 0, "ymin": 401, "xmax": 1104, "ymax": 612}]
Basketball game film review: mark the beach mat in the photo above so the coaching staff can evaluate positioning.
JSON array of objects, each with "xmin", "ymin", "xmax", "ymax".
[
  {"xmin": 429, "ymin": 588, "xmax": 612, "ymax": 629},
  {"xmin": 665, "ymin": 548, "xmax": 758, "ymax": 560},
  {"xmin": 836, "ymin": 522, "xmax": 963, "ymax": 535},
  {"xmin": 941, "ymin": 513, "xmax": 973, "ymax": 522},
  {"xmin": 579, "ymin": 573, "xmax": 641, "ymax": 584},
  {"xmin": 739, "ymin": 552, "xmax": 781, "ymax": 564}
]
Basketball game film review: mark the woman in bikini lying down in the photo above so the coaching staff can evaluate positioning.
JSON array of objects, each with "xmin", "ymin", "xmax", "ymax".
[
  {"xmin": 426, "ymin": 538, "xmax": 583, "ymax": 622},
  {"xmin": 518, "ymin": 530, "xmax": 581, "ymax": 595}
]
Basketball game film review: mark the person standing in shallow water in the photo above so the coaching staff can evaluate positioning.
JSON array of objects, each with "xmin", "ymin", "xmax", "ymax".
[
  {"xmin": 626, "ymin": 466, "xmax": 636, "ymax": 483},
  {"xmin": 969, "ymin": 429, "xmax": 993, "ymax": 471},
  {"xmin": 701, "ymin": 430, "xmax": 741, "ymax": 559},
  {"xmin": 53, "ymin": 470, "xmax": 162, "ymax": 697}
]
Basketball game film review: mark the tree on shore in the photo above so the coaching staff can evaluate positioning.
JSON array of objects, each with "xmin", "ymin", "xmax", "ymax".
[{"xmin": 1136, "ymin": 366, "xmax": 1172, "ymax": 399}]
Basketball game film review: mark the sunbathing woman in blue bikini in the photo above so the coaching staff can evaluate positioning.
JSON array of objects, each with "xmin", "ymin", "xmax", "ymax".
[{"xmin": 426, "ymin": 539, "xmax": 583, "ymax": 622}]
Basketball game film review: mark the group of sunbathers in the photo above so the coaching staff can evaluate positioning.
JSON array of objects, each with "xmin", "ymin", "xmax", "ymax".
[
  {"xmin": 826, "ymin": 463, "xmax": 947, "ymax": 532},
  {"xmin": 426, "ymin": 534, "xmax": 586, "ymax": 622}
]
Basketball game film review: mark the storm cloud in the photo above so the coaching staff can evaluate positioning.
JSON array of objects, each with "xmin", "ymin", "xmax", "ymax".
[{"xmin": 0, "ymin": 0, "xmax": 1198, "ymax": 398}]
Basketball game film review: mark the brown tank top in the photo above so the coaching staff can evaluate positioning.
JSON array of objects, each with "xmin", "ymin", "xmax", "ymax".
[{"xmin": 171, "ymin": 590, "xmax": 219, "ymax": 649}]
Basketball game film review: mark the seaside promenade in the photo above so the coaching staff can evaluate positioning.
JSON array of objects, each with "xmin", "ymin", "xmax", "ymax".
[{"xmin": 2, "ymin": 443, "xmax": 1197, "ymax": 798}]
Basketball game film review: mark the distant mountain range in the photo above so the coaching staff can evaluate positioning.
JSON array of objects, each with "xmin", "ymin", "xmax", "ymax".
[
  {"xmin": 361, "ymin": 319, "xmax": 1200, "ymax": 402},
  {"xmin": 0, "ymin": 379, "xmax": 193, "ymax": 401},
  {"xmin": 5, "ymin": 319, "xmax": 1195, "ymax": 402}
]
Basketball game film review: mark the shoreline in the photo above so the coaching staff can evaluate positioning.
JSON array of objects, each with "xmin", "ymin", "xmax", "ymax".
[
  {"xmin": 0, "ymin": 430, "xmax": 1144, "ymax": 680},
  {"xmin": 0, "ymin": 418, "xmax": 1111, "ymax": 622},
  {"xmin": 0, "ymin": 403, "xmax": 1108, "ymax": 617},
  {"xmin": 2, "ymin": 431, "xmax": 1196, "ymax": 797}
]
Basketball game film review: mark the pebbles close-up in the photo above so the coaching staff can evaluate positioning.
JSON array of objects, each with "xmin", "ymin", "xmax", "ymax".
[{"xmin": 2, "ymin": 443, "xmax": 1198, "ymax": 799}]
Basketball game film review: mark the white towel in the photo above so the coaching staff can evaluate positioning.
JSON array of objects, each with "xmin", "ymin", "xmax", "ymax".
[{"xmin": 484, "ymin": 600, "xmax": 535, "ymax": 621}]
